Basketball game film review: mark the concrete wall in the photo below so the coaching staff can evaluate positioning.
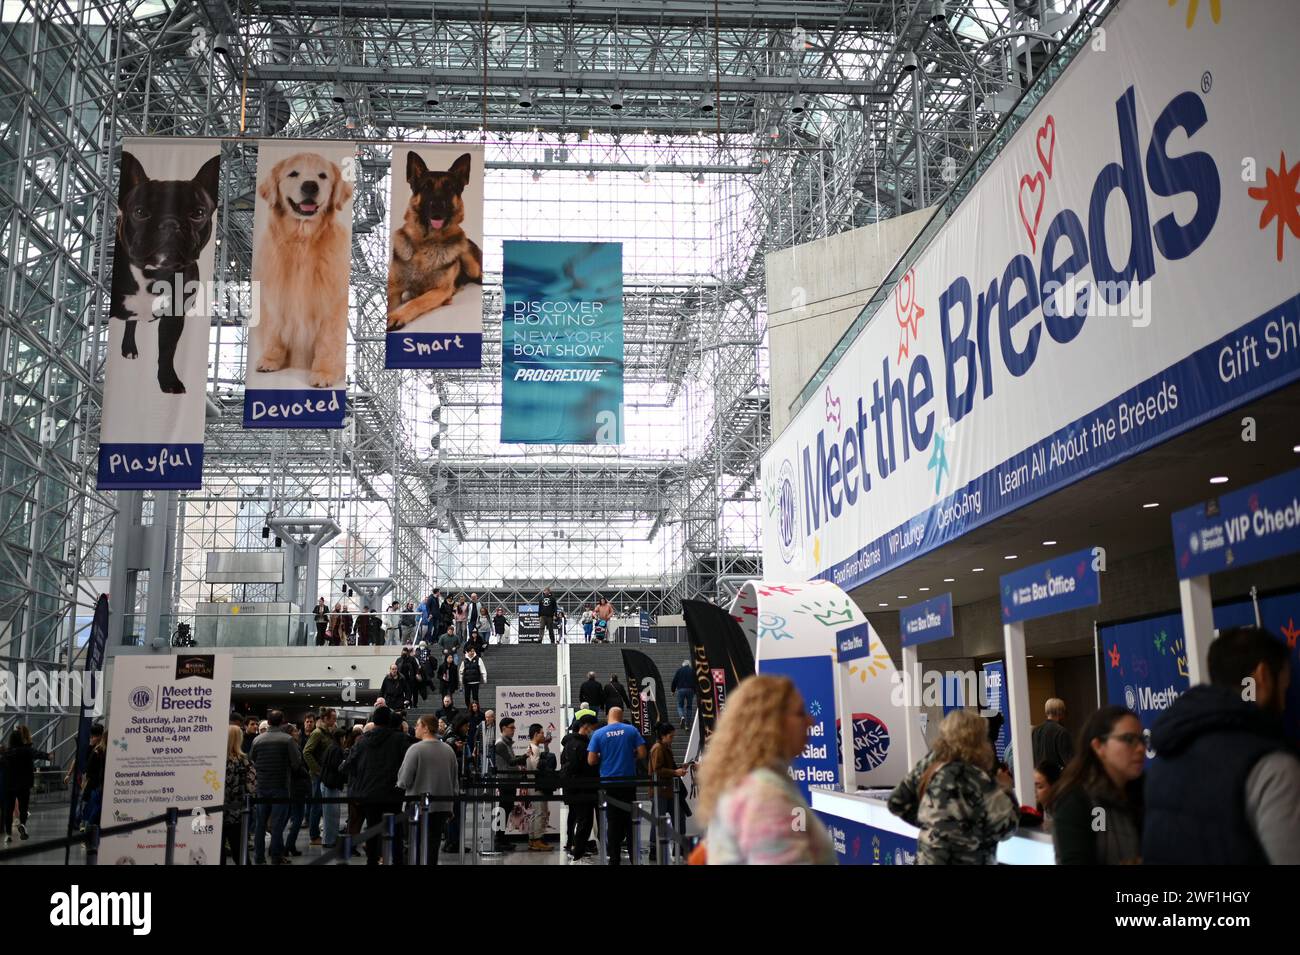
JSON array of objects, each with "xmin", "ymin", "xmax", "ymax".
[{"xmin": 765, "ymin": 209, "xmax": 931, "ymax": 437}]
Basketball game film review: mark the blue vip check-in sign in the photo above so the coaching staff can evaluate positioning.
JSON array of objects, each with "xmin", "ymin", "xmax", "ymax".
[
  {"xmin": 899, "ymin": 593, "xmax": 954, "ymax": 647},
  {"xmin": 1000, "ymin": 547, "xmax": 1101, "ymax": 623},
  {"xmin": 1171, "ymin": 466, "xmax": 1300, "ymax": 580}
]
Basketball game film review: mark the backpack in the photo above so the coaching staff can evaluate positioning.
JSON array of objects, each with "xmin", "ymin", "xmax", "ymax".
[
  {"xmin": 320, "ymin": 744, "xmax": 346, "ymax": 790},
  {"xmin": 537, "ymin": 750, "xmax": 559, "ymax": 796}
]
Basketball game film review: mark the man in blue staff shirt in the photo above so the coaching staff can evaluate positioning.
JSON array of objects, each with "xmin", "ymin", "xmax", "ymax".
[{"xmin": 587, "ymin": 706, "xmax": 646, "ymax": 865}]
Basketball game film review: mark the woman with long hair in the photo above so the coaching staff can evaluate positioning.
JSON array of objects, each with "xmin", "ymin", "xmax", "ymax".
[
  {"xmin": 1047, "ymin": 705, "xmax": 1145, "ymax": 864},
  {"xmin": 1, "ymin": 724, "xmax": 51, "ymax": 844},
  {"xmin": 223, "ymin": 724, "xmax": 256, "ymax": 864},
  {"xmin": 888, "ymin": 709, "xmax": 1018, "ymax": 864},
  {"xmin": 697, "ymin": 675, "xmax": 835, "ymax": 865}
]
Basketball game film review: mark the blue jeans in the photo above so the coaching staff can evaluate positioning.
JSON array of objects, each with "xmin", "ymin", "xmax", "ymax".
[
  {"xmin": 676, "ymin": 689, "xmax": 694, "ymax": 725},
  {"xmin": 321, "ymin": 784, "xmax": 343, "ymax": 847},
  {"xmin": 254, "ymin": 788, "xmax": 290, "ymax": 863},
  {"xmin": 308, "ymin": 777, "xmax": 323, "ymax": 841}
]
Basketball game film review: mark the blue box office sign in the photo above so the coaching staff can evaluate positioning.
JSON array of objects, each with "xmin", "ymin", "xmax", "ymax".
[
  {"xmin": 1171, "ymin": 466, "xmax": 1300, "ymax": 580},
  {"xmin": 1000, "ymin": 547, "xmax": 1100, "ymax": 623},
  {"xmin": 836, "ymin": 623, "xmax": 871, "ymax": 663},
  {"xmin": 899, "ymin": 592, "xmax": 954, "ymax": 647}
]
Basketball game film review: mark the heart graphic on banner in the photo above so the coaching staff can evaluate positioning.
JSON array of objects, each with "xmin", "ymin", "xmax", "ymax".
[
  {"xmin": 1018, "ymin": 171, "xmax": 1046, "ymax": 252},
  {"xmin": 1036, "ymin": 115, "xmax": 1056, "ymax": 178}
]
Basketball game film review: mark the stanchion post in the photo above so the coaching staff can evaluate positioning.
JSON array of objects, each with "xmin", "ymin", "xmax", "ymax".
[
  {"xmin": 598, "ymin": 790, "xmax": 608, "ymax": 865},
  {"xmin": 419, "ymin": 796, "xmax": 430, "ymax": 865},
  {"xmin": 164, "ymin": 807, "xmax": 178, "ymax": 865},
  {"xmin": 630, "ymin": 792, "xmax": 641, "ymax": 866},
  {"xmin": 651, "ymin": 787, "xmax": 664, "ymax": 865},
  {"xmin": 406, "ymin": 802, "xmax": 419, "ymax": 865},
  {"xmin": 339, "ymin": 832, "xmax": 352, "ymax": 865},
  {"xmin": 382, "ymin": 812, "xmax": 395, "ymax": 866},
  {"xmin": 240, "ymin": 794, "xmax": 252, "ymax": 866},
  {"xmin": 85, "ymin": 824, "xmax": 100, "ymax": 866}
]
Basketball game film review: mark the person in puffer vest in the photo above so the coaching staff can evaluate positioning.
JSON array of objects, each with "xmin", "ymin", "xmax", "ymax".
[{"xmin": 1143, "ymin": 626, "xmax": 1299, "ymax": 864}]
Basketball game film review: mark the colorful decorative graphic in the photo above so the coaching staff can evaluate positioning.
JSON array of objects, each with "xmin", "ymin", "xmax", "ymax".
[
  {"xmin": 757, "ymin": 612, "xmax": 795, "ymax": 641},
  {"xmin": 1247, "ymin": 151, "xmax": 1300, "ymax": 262},
  {"xmin": 824, "ymin": 386, "xmax": 842, "ymax": 432},
  {"xmin": 1170, "ymin": 0, "xmax": 1222, "ymax": 29},
  {"xmin": 894, "ymin": 266, "xmax": 924, "ymax": 363},
  {"xmin": 852, "ymin": 712, "xmax": 891, "ymax": 772},
  {"xmin": 794, "ymin": 597, "xmax": 855, "ymax": 627}
]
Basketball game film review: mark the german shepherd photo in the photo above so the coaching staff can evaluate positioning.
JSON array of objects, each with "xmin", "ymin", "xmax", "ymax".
[{"xmin": 387, "ymin": 150, "xmax": 483, "ymax": 332}]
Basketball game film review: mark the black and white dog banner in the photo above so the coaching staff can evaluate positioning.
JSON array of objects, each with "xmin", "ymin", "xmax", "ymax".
[{"xmin": 97, "ymin": 138, "xmax": 221, "ymax": 489}]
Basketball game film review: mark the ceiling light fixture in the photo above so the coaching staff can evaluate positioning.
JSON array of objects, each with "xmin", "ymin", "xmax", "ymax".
[
  {"xmin": 1042, "ymin": 539, "xmax": 1057, "ymax": 545},
  {"xmin": 424, "ymin": 83, "xmax": 440, "ymax": 107},
  {"xmin": 972, "ymin": 567, "xmax": 984, "ymax": 572},
  {"xmin": 609, "ymin": 89, "xmax": 623, "ymax": 110},
  {"xmin": 1210, "ymin": 475, "xmax": 1229, "ymax": 485},
  {"xmin": 943, "ymin": 577, "xmax": 955, "ymax": 582},
  {"xmin": 1004, "ymin": 554, "xmax": 1017, "ymax": 560},
  {"xmin": 1142, "ymin": 502, "xmax": 1159, "ymax": 509}
]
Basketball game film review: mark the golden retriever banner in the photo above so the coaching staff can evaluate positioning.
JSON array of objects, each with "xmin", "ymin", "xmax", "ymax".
[
  {"xmin": 385, "ymin": 145, "xmax": 484, "ymax": 368},
  {"xmin": 243, "ymin": 141, "xmax": 356, "ymax": 428}
]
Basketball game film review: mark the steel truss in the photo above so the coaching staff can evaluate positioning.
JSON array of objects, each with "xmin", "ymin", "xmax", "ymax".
[{"xmin": 0, "ymin": 0, "xmax": 1095, "ymax": 750}]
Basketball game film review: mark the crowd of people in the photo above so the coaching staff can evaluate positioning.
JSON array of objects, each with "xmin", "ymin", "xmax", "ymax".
[
  {"xmin": 0, "ymin": 723, "xmax": 106, "ymax": 845},
  {"xmin": 688, "ymin": 625, "xmax": 1298, "ymax": 866},
  {"xmin": 309, "ymin": 587, "xmax": 628, "ymax": 647}
]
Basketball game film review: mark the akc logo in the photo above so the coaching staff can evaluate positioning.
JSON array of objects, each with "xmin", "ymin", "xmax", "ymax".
[
  {"xmin": 1124, "ymin": 685, "xmax": 1138, "ymax": 710},
  {"xmin": 777, "ymin": 458, "xmax": 800, "ymax": 564},
  {"xmin": 128, "ymin": 686, "xmax": 153, "ymax": 710}
]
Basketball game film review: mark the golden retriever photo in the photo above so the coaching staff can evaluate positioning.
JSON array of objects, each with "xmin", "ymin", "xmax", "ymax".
[
  {"xmin": 252, "ymin": 149, "xmax": 354, "ymax": 388},
  {"xmin": 387, "ymin": 150, "xmax": 483, "ymax": 332}
]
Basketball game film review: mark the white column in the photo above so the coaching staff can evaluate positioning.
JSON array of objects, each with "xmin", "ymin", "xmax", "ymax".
[
  {"xmin": 902, "ymin": 644, "xmax": 922, "ymax": 768},
  {"xmin": 1002, "ymin": 620, "xmax": 1034, "ymax": 808},
  {"xmin": 835, "ymin": 661, "xmax": 857, "ymax": 792},
  {"xmin": 1179, "ymin": 574, "xmax": 1214, "ymax": 686}
]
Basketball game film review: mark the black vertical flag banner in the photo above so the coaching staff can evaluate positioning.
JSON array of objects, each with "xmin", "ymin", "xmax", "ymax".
[
  {"xmin": 65, "ymin": 593, "xmax": 109, "ymax": 861},
  {"xmin": 680, "ymin": 599, "xmax": 756, "ymax": 745},
  {"xmin": 620, "ymin": 648, "xmax": 667, "ymax": 740}
]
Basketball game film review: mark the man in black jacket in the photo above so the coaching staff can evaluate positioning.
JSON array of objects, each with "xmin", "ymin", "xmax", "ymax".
[
  {"xmin": 603, "ymin": 674, "xmax": 631, "ymax": 714},
  {"xmin": 380, "ymin": 664, "xmax": 406, "ymax": 714},
  {"xmin": 347, "ymin": 707, "xmax": 413, "ymax": 864},
  {"xmin": 671, "ymin": 660, "xmax": 695, "ymax": 729},
  {"xmin": 249, "ymin": 710, "xmax": 303, "ymax": 865},
  {"xmin": 1031, "ymin": 698, "xmax": 1073, "ymax": 774},
  {"xmin": 560, "ymin": 714, "xmax": 601, "ymax": 859},
  {"xmin": 579, "ymin": 672, "xmax": 605, "ymax": 714}
]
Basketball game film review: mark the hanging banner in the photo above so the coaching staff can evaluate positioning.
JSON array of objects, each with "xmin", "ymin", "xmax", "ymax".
[
  {"xmin": 244, "ymin": 141, "xmax": 355, "ymax": 428},
  {"xmin": 762, "ymin": 0, "xmax": 1300, "ymax": 591},
  {"xmin": 494, "ymin": 685, "xmax": 562, "ymax": 835},
  {"xmin": 385, "ymin": 145, "xmax": 484, "ymax": 368},
  {"xmin": 899, "ymin": 592, "xmax": 955, "ymax": 646},
  {"xmin": 99, "ymin": 653, "xmax": 232, "ymax": 864},
  {"xmin": 681, "ymin": 598, "xmax": 755, "ymax": 745},
  {"xmin": 1000, "ymin": 547, "xmax": 1101, "ymax": 623},
  {"xmin": 1171, "ymin": 466, "xmax": 1300, "ymax": 579},
  {"xmin": 98, "ymin": 139, "xmax": 221, "ymax": 489},
  {"xmin": 501, "ymin": 240, "xmax": 624, "ymax": 444}
]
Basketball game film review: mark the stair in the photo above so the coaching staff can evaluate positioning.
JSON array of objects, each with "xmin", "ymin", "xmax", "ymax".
[
  {"xmin": 408, "ymin": 644, "xmax": 559, "ymax": 720},
  {"xmin": 570, "ymin": 643, "xmax": 693, "ymax": 764}
]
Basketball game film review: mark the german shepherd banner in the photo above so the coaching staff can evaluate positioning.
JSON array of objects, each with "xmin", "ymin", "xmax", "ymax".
[
  {"xmin": 243, "ymin": 141, "xmax": 356, "ymax": 428},
  {"xmin": 97, "ymin": 138, "xmax": 221, "ymax": 490},
  {"xmin": 385, "ymin": 145, "xmax": 485, "ymax": 368}
]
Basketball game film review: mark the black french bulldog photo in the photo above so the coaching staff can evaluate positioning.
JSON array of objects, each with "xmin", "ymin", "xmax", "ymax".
[{"xmin": 109, "ymin": 151, "xmax": 221, "ymax": 394}]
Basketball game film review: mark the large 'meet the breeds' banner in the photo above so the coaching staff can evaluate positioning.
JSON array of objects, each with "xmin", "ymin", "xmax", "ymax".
[
  {"xmin": 98, "ymin": 139, "xmax": 220, "ymax": 489},
  {"xmin": 385, "ymin": 145, "xmax": 484, "ymax": 368},
  {"xmin": 763, "ymin": 0, "xmax": 1300, "ymax": 589},
  {"xmin": 244, "ymin": 141, "xmax": 355, "ymax": 428},
  {"xmin": 501, "ymin": 241, "xmax": 624, "ymax": 444}
]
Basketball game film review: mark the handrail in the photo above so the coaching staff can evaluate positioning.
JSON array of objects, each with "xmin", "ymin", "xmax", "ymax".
[{"xmin": 786, "ymin": 0, "xmax": 1117, "ymax": 424}]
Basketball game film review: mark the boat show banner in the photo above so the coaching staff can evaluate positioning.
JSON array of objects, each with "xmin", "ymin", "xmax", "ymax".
[
  {"xmin": 761, "ymin": 0, "xmax": 1300, "ymax": 591},
  {"xmin": 501, "ymin": 241, "xmax": 624, "ymax": 444},
  {"xmin": 244, "ymin": 141, "xmax": 355, "ymax": 428},
  {"xmin": 98, "ymin": 139, "xmax": 221, "ymax": 489},
  {"xmin": 385, "ymin": 145, "xmax": 485, "ymax": 368}
]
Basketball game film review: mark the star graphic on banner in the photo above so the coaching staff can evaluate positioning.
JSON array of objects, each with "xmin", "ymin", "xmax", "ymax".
[
  {"xmin": 1247, "ymin": 152, "xmax": 1300, "ymax": 262},
  {"xmin": 1282, "ymin": 618, "xmax": 1300, "ymax": 649},
  {"xmin": 1108, "ymin": 643, "xmax": 1121, "ymax": 669}
]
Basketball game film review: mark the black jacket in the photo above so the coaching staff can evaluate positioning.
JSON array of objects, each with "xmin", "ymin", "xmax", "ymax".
[
  {"xmin": 1143, "ymin": 684, "xmax": 1291, "ymax": 865},
  {"xmin": 560, "ymin": 732, "xmax": 600, "ymax": 805},
  {"xmin": 493, "ymin": 612, "xmax": 507, "ymax": 635},
  {"xmin": 671, "ymin": 665, "xmax": 694, "ymax": 693},
  {"xmin": 437, "ymin": 662, "xmax": 459, "ymax": 692},
  {"xmin": 603, "ymin": 681, "xmax": 631, "ymax": 711},
  {"xmin": 0, "ymin": 743, "xmax": 50, "ymax": 794},
  {"xmin": 539, "ymin": 595, "xmax": 558, "ymax": 617},
  {"xmin": 1031, "ymin": 719, "xmax": 1073, "ymax": 774},
  {"xmin": 436, "ymin": 705, "xmax": 461, "ymax": 728},
  {"xmin": 346, "ymin": 726, "xmax": 412, "ymax": 802},
  {"xmin": 380, "ymin": 675, "xmax": 406, "ymax": 705},
  {"xmin": 579, "ymin": 679, "xmax": 605, "ymax": 709},
  {"xmin": 397, "ymin": 655, "xmax": 419, "ymax": 681}
]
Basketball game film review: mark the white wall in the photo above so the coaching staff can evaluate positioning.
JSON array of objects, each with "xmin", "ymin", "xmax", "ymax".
[{"xmin": 765, "ymin": 209, "xmax": 931, "ymax": 437}]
